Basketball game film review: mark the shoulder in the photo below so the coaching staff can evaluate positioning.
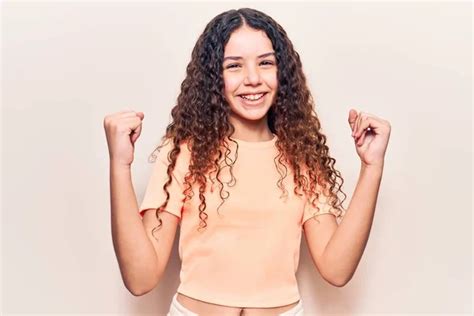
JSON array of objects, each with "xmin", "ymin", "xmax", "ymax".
[{"xmin": 154, "ymin": 137, "xmax": 192, "ymax": 171}]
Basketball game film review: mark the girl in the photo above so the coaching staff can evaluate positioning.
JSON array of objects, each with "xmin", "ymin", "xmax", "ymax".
[{"xmin": 104, "ymin": 7, "xmax": 391, "ymax": 316}]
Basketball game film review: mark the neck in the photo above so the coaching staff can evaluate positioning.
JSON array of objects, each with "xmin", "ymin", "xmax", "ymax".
[{"xmin": 228, "ymin": 113, "xmax": 273, "ymax": 142}]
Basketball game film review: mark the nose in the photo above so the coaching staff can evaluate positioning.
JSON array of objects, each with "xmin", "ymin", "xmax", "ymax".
[{"xmin": 243, "ymin": 65, "xmax": 262, "ymax": 86}]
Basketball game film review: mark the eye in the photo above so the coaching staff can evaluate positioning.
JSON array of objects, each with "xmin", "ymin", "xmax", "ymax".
[
  {"xmin": 226, "ymin": 64, "xmax": 240, "ymax": 69},
  {"xmin": 224, "ymin": 60, "xmax": 275, "ymax": 70}
]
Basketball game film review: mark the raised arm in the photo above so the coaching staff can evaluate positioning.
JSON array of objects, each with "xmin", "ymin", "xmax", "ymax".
[
  {"xmin": 105, "ymin": 110, "xmax": 179, "ymax": 296},
  {"xmin": 109, "ymin": 162, "xmax": 161, "ymax": 295}
]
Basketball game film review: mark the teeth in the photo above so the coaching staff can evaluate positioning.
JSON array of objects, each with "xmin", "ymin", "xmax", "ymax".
[{"xmin": 240, "ymin": 93, "xmax": 264, "ymax": 100}]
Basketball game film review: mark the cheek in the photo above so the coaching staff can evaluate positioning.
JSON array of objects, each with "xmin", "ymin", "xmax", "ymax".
[
  {"xmin": 263, "ymin": 72, "xmax": 278, "ymax": 90},
  {"xmin": 223, "ymin": 75, "xmax": 241, "ymax": 94}
]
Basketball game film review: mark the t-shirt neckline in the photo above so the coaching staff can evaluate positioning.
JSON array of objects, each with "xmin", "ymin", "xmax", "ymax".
[{"xmin": 228, "ymin": 133, "xmax": 277, "ymax": 149}]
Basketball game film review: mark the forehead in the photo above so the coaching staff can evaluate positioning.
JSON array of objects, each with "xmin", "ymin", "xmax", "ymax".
[{"xmin": 224, "ymin": 26, "xmax": 273, "ymax": 56}]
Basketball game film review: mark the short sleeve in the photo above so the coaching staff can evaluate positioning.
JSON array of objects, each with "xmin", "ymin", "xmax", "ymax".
[
  {"xmin": 138, "ymin": 142, "xmax": 187, "ymax": 220},
  {"xmin": 301, "ymin": 185, "xmax": 339, "ymax": 226}
]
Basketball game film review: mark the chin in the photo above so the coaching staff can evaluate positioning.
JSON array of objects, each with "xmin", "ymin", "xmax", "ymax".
[
  {"xmin": 239, "ymin": 113, "xmax": 268, "ymax": 122},
  {"xmin": 230, "ymin": 105, "xmax": 271, "ymax": 122}
]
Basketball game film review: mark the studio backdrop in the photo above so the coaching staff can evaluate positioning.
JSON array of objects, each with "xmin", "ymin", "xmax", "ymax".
[{"xmin": 2, "ymin": 1, "xmax": 472, "ymax": 315}]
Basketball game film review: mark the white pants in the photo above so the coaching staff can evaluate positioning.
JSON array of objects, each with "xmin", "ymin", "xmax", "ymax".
[{"xmin": 166, "ymin": 293, "xmax": 304, "ymax": 316}]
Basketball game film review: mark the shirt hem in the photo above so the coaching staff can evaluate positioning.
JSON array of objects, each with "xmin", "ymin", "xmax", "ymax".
[{"xmin": 177, "ymin": 285, "xmax": 301, "ymax": 308}]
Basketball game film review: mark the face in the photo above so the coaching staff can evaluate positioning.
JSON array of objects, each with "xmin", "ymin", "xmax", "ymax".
[{"xmin": 222, "ymin": 25, "xmax": 278, "ymax": 124}]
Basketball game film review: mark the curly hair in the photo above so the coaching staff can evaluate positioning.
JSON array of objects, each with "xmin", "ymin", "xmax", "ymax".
[{"xmin": 148, "ymin": 7, "xmax": 347, "ymax": 239}]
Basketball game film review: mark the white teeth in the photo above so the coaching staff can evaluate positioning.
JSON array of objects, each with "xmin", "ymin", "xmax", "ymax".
[{"xmin": 240, "ymin": 93, "xmax": 264, "ymax": 100}]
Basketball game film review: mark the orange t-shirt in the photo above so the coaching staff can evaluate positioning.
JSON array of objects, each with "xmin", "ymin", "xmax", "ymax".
[{"xmin": 138, "ymin": 134, "xmax": 338, "ymax": 307}]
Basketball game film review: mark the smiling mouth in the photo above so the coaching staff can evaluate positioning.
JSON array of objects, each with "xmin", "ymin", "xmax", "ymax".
[{"xmin": 238, "ymin": 92, "xmax": 268, "ymax": 101}]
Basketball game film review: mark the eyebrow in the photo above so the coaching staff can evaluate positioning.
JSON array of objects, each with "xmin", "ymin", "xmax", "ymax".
[{"xmin": 223, "ymin": 51, "xmax": 275, "ymax": 62}]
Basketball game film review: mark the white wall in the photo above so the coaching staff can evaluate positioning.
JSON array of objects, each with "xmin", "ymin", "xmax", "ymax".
[{"xmin": 2, "ymin": 1, "xmax": 472, "ymax": 315}]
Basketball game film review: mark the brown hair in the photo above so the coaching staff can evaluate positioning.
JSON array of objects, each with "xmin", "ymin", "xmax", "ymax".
[{"xmin": 148, "ymin": 8, "xmax": 347, "ymax": 239}]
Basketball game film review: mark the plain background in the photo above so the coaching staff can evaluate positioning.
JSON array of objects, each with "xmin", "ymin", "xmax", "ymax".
[{"xmin": 2, "ymin": 0, "xmax": 472, "ymax": 315}]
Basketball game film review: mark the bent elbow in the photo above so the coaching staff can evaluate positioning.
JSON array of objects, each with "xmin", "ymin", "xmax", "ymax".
[
  {"xmin": 331, "ymin": 279, "xmax": 348, "ymax": 287},
  {"xmin": 322, "ymin": 270, "xmax": 352, "ymax": 287},
  {"xmin": 130, "ymin": 287, "xmax": 150, "ymax": 297},
  {"xmin": 328, "ymin": 275, "xmax": 352, "ymax": 287},
  {"xmin": 124, "ymin": 266, "xmax": 163, "ymax": 297},
  {"xmin": 128, "ymin": 283, "xmax": 155, "ymax": 296},
  {"xmin": 126, "ymin": 274, "xmax": 161, "ymax": 297}
]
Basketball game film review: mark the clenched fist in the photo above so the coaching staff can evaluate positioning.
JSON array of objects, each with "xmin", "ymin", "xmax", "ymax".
[{"xmin": 103, "ymin": 109, "xmax": 145, "ymax": 166}]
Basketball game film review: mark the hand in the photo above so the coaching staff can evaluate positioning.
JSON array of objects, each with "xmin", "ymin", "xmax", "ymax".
[
  {"xmin": 103, "ymin": 109, "xmax": 145, "ymax": 166},
  {"xmin": 348, "ymin": 108, "xmax": 391, "ymax": 168}
]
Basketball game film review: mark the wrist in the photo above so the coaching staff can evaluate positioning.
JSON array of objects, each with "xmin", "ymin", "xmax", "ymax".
[
  {"xmin": 360, "ymin": 162, "xmax": 384, "ymax": 177},
  {"xmin": 110, "ymin": 160, "xmax": 132, "ymax": 170}
]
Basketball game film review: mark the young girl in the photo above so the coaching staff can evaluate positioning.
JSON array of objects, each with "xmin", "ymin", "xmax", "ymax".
[{"xmin": 104, "ymin": 7, "xmax": 391, "ymax": 316}]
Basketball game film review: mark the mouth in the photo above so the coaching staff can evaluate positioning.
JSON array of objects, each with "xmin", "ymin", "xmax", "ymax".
[{"xmin": 237, "ymin": 92, "xmax": 268, "ymax": 105}]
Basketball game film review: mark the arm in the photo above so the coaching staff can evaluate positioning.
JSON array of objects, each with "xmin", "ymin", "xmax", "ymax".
[
  {"xmin": 322, "ymin": 163, "xmax": 383, "ymax": 286},
  {"xmin": 110, "ymin": 162, "xmax": 160, "ymax": 295}
]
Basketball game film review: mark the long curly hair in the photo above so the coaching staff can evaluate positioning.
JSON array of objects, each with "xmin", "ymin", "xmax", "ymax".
[{"xmin": 148, "ymin": 8, "xmax": 347, "ymax": 239}]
